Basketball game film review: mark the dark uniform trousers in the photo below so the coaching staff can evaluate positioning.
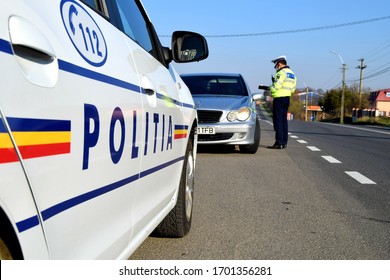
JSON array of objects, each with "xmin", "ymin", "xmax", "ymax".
[{"xmin": 272, "ymin": 96, "xmax": 290, "ymax": 146}]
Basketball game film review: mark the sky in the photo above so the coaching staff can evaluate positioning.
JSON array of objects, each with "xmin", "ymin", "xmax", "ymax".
[{"xmin": 141, "ymin": 0, "xmax": 390, "ymax": 94}]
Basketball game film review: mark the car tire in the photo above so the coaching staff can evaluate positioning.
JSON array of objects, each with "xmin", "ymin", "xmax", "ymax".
[
  {"xmin": 239, "ymin": 118, "xmax": 260, "ymax": 154},
  {"xmin": 153, "ymin": 138, "xmax": 195, "ymax": 238}
]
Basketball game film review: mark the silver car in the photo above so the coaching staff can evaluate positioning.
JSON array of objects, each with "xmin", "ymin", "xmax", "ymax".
[{"xmin": 181, "ymin": 73, "xmax": 261, "ymax": 154}]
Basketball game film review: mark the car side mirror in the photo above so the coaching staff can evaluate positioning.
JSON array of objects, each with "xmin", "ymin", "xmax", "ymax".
[
  {"xmin": 252, "ymin": 93, "xmax": 263, "ymax": 101},
  {"xmin": 171, "ymin": 31, "xmax": 209, "ymax": 63}
]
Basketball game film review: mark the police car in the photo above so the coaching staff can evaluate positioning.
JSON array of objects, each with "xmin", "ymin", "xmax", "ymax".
[{"xmin": 0, "ymin": 0, "xmax": 208, "ymax": 259}]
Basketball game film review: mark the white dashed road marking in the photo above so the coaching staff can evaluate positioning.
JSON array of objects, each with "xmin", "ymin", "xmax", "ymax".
[
  {"xmin": 271, "ymin": 125, "xmax": 379, "ymax": 185},
  {"xmin": 345, "ymin": 171, "xmax": 376, "ymax": 184},
  {"xmin": 322, "ymin": 156, "xmax": 341, "ymax": 163}
]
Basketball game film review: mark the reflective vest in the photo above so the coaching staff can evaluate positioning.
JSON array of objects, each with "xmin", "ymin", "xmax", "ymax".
[{"xmin": 270, "ymin": 66, "xmax": 296, "ymax": 98}]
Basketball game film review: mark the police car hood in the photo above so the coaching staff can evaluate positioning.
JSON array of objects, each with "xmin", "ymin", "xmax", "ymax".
[{"xmin": 192, "ymin": 95, "xmax": 250, "ymax": 110}]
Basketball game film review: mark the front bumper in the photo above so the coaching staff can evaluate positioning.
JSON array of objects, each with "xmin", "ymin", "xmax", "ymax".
[{"xmin": 197, "ymin": 119, "xmax": 256, "ymax": 145}]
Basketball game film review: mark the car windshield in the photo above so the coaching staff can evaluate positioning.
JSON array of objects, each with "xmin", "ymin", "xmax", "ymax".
[{"xmin": 181, "ymin": 75, "xmax": 248, "ymax": 96}]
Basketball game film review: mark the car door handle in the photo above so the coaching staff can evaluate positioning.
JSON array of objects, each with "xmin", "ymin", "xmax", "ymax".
[
  {"xmin": 8, "ymin": 16, "xmax": 58, "ymax": 87},
  {"xmin": 141, "ymin": 75, "xmax": 157, "ymax": 107},
  {"xmin": 12, "ymin": 44, "xmax": 55, "ymax": 65},
  {"xmin": 144, "ymin": 88, "xmax": 156, "ymax": 95},
  {"xmin": 141, "ymin": 75, "xmax": 157, "ymax": 95},
  {"xmin": 9, "ymin": 16, "xmax": 56, "ymax": 63}
]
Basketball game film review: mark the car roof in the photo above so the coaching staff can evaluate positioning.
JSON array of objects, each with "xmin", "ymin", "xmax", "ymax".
[{"xmin": 180, "ymin": 73, "xmax": 242, "ymax": 78}]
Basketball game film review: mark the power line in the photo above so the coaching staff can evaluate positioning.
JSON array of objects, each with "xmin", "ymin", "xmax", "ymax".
[
  {"xmin": 364, "ymin": 47, "xmax": 390, "ymax": 64},
  {"xmin": 160, "ymin": 15, "xmax": 390, "ymax": 38},
  {"xmin": 362, "ymin": 38, "xmax": 390, "ymax": 58},
  {"xmin": 363, "ymin": 66, "xmax": 390, "ymax": 79},
  {"xmin": 348, "ymin": 62, "xmax": 390, "ymax": 83},
  {"xmin": 320, "ymin": 69, "xmax": 341, "ymax": 90},
  {"xmin": 347, "ymin": 39, "xmax": 390, "ymax": 84}
]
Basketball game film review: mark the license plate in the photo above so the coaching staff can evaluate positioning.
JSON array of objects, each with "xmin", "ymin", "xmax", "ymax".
[{"xmin": 197, "ymin": 127, "xmax": 215, "ymax": 134}]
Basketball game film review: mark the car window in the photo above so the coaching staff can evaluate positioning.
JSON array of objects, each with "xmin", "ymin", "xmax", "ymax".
[
  {"xmin": 82, "ymin": 0, "xmax": 99, "ymax": 8},
  {"xmin": 113, "ymin": 0, "xmax": 154, "ymax": 55},
  {"xmin": 181, "ymin": 76, "xmax": 248, "ymax": 96},
  {"xmin": 81, "ymin": 0, "xmax": 103, "ymax": 12}
]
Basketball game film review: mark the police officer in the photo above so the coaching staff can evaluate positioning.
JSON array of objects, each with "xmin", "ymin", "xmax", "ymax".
[{"xmin": 268, "ymin": 55, "xmax": 297, "ymax": 149}]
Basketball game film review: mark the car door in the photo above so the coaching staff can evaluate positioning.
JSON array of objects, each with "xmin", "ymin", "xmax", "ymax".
[
  {"xmin": 1, "ymin": 0, "xmax": 143, "ymax": 259},
  {"xmin": 110, "ymin": 0, "xmax": 194, "ymax": 239}
]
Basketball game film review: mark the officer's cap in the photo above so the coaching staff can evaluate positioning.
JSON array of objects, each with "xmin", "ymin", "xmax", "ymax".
[{"xmin": 271, "ymin": 55, "xmax": 287, "ymax": 65}]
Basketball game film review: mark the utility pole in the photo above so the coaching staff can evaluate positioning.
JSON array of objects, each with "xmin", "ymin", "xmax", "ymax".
[
  {"xmin": 356, "ymin": 58, "xmax": 367, "ymax": 108},
  {"xmin": 305, "ymin": 86, "xmax": 309, "ymax": 121},
  {"xmin": 330, "ymin": 51, "xmax": 347, "ymax": 124},
  {"xmin": 340, "ymin": 63, "xmax": 346, "ymax": 124},
  {"xmin": 303, "ymin": 83, "xmax": 309, "ymax": 121}
]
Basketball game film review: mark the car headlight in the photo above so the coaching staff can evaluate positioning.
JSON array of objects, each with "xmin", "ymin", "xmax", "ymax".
[
  {"xmin": 237, "ymin": 107, "xmax": 251, "ymax": 121},
  {"xmin": 227, "ymin": 107, "xmax": 251, "ymax": 122}
]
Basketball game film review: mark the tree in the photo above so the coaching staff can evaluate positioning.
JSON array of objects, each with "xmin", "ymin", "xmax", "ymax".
[
  {"xmin": 319, "ymin": 89, "xmax": 341, "ymax": 117},
  {"xmin": 317, "ymin": 88, "xmax": 325, "ymax": 95},
  {"xmin": 289, "ymin": 91, "xmax": 305, "ymax": 120},
  {"xmin": 319, "ymin": 84, "xmax": 372, "ymax": 118}
]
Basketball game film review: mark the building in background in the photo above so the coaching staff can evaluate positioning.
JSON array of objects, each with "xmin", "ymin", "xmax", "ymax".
[{"xmin": 368, "ymin": 89, "xmax": 390, "ymax": 117}]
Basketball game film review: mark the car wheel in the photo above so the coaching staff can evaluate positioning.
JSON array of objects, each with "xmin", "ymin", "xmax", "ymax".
[
  {"xmin": 0, "ymin": 238, "xmax": 13, "ymax": 260},
  {"xmin": 239, "ymin": 118, "xmax": 260, "ymax": 154},
  {"xmin": 153, "ymin": 139, "xmax": 195, "ymax": 237}
]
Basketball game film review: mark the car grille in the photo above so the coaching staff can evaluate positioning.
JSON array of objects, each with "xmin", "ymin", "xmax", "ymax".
[
  {"xmin": 197, "ymin": 110, "xmax": 222, "ymax": 123},
  {"xmin": 198, "ymin": 133, "xmax": 234, "ymax": 142}
]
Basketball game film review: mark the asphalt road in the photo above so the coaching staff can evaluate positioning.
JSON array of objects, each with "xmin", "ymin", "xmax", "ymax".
[{"xmin": 129, "ymin": 107, "xmax": 390, "ymax": 260}]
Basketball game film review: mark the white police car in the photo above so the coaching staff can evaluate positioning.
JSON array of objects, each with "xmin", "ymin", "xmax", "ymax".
[{"xmin": 0, "ymin": 0, "xmax": 208, "ymax": 259}]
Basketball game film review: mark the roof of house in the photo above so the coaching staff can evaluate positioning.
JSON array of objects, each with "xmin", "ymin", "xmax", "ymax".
[{"xmin": 369, "ymin": 89, "xmax": 390, "ymax": 102}]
